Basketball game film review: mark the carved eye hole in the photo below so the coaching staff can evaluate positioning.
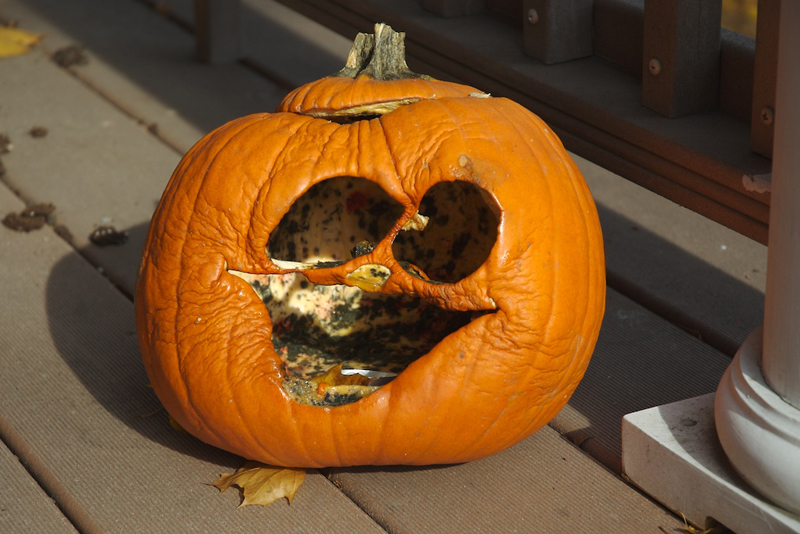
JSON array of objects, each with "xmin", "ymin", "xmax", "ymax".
[
  {"xmin": 267, "ymin": 176, "xmax": 404, "ymax": 269},
  {"xmin": 392, "ymin": 181, "xmax": 499, "ymax": 284}
]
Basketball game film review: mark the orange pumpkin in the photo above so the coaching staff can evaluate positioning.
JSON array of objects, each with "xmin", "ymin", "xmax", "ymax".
[{"xmin": 135, "ymin": 24, "xmax": 605, "ymax": 468}]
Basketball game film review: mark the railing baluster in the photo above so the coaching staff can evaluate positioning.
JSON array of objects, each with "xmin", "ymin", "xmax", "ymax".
[
  {"xmin": 642, "ymin": 0, "xmax": 722, "ymax": 117},
  {"xmin": 750, "ymin": 0, "xmax": 779, "ymax": 158},
  {"xmin": 194, "ymin": 0, "xmax": 242, "ymax": 64},
  {"xmin": 522, "ymin": 0, "xmax": 593, "ymax": 64}
]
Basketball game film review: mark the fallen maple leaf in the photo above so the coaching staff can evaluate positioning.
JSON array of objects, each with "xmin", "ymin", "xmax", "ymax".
[
  {"xmin": 210, "ymin": 462, "xmax": 306, "ymax": 507},
  {"xmin": 0, "ymin": 26, "xmax": 43, "ymax": 58}
]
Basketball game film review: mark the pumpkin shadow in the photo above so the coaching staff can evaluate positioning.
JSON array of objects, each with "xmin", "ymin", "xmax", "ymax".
[
  {"xmin": 331, "ymin": 464, "xmax": 455, "ymax": 476},
  {"xmin": 44, "ymin": 221, "xmax": 242, "ymax": 468}
]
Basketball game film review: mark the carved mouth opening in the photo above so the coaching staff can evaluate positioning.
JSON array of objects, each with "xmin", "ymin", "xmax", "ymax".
[{"xmin": 233, "ymin": 176, "xmax": 499, "ymax": 407}]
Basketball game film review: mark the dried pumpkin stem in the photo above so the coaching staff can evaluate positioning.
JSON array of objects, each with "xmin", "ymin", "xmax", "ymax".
[{"xmin": 334, "ymin": 23, "xmax": 430, "ymax": 81}]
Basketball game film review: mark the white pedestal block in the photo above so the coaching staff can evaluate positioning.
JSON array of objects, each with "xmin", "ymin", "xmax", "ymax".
[{"xmin": 622, "ymin": 393, "xmax": 800, "ymax": 534}]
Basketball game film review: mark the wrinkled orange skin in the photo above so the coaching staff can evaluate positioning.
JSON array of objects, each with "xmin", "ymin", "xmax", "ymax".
[
  {"xmin": 135, "ymin": 74, "xmax": 605, "ymax": 468},
  {"xmin": 279, "ymin": 73, "xmax": 477, "ymax": 115}
]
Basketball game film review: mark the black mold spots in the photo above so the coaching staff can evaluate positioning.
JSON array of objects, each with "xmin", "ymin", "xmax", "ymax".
[
  {"xmin": 267, "ymin": 176, "xmax": 404, "ymax": 266},
  {"xmin": 393, "ymin": 181, "xmax": 498, "ymax": 284}
]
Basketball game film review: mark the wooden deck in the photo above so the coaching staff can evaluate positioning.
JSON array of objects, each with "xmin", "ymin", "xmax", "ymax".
[{"xmin": 0, "ymin": 0, "xmax": 768, "ymax": 532}]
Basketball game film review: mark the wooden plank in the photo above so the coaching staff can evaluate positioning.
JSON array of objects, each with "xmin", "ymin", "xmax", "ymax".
[
  {"xmin": 0, "ymin": 200, "xmax": 79, "ymax": 534},
  {"xmin": 0, "ymin": 439, "xmax": 78, "ymax": 534},
  {"xmin": 720, "ymin": 29, "xmax": 756, "ymax": 122},
  {"xmin": 330, "ymin": 426, "xmax": 685, "ymax": 534},
  {"xmin": 642, "ymin": 0, "xmax": 723, "ymax": 117}
]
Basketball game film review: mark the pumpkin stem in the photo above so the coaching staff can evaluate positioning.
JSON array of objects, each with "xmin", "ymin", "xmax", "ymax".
[{"xmin": 334, "ymin": 23, "xmax": 430, "ymax": 81}]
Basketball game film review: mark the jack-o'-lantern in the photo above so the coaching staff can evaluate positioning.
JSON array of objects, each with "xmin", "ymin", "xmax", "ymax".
[{"xmin": 135, "ymin": 23, "xmax": 605, "ymax": 468}]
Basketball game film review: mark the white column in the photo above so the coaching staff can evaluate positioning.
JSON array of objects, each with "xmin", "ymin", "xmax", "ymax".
[
  {"xmin": 715, "ymin": 0, "xmax": 800, "ymax": 515},
  {"xmin": 762, "ymin": 0, "xmax": 800, "ymax": 411}
]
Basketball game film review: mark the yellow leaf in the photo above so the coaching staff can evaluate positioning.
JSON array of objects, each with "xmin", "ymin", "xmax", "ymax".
[
  {"xmin": 0, "ymin": 27, "xmax": 43, "ymax": 58},
  {"xmin": 210, "ymin": 462, "xmax": 306, "ymax": 507}
]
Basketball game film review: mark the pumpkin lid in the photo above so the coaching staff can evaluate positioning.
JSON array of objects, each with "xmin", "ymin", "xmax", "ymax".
[{"xmin": 277, "ymin": 23, "xmax": 484, "ymax": 119}]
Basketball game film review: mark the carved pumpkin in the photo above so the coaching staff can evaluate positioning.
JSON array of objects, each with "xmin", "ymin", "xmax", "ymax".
[{"xmin": 135, "ymin": 24, "xmax": 605, "ymax": 468}]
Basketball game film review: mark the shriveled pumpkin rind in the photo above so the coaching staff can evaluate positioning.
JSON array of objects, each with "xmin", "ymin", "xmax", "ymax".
[
  {"xmin": 136, "ymin": 92, "xmax": 604, "ymax": 467},
  {"xmin": 278, "ymin": 75, "xmax": 481, "ymax": 117}
]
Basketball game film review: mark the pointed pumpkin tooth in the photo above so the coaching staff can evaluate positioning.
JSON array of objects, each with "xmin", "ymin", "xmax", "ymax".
[{"xmin": 346, "ymin": 263, "xmax": 391, "ymax": 291}]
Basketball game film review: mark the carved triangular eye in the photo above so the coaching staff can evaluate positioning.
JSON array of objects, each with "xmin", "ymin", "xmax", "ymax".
[
  {"xmin": 267, "ymin": 176, "xmax": 404, "ymax": 270},
  {"xmin": 393, "ymin": 181, "xmax": 499, "ymax": 284}
]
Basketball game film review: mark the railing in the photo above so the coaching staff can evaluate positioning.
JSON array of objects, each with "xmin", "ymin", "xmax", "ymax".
[{"xmin": 195, "ymin": 0, "xmax": 773, "ymax": 244}]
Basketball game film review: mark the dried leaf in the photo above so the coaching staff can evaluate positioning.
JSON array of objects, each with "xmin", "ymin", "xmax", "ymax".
[
  {"xmin": 0, "ymin": 27, "xmax": 43, "ymax": 58},
  {"xmin": 676, "ymin": 513, "xmax": 729, "ymax": 534},
  {"xmin": 167, "ymin": 413, "xmax": 185, "ymax": 432},
  {"xmin": 210, "ymin": 462, "xmax": 305, "ymax": 507}
]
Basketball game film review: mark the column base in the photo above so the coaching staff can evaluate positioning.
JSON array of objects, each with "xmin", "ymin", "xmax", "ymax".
[
  {"xmin": 622, "ymin": 393, "xmax": 800, "ymax": 533},
  {"xmin": 715, "ymin": 325, "xmax": 800, "ymax": 515}
]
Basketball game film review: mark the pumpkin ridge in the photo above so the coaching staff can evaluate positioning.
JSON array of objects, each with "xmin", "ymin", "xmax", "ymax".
[
  {"xmin": 486, "ymin": 98, "xmax": 560, "ymax": 335},
  {"xmin": 247, "ymin": 116, "xmax": 341, "ymax": 269},
  {"xmin": 285, "ymin": 402, "xmax": 317, "ymax": 468},
  {"xmin": 384, "ymin": 315, "xmax": 499, "ymax": 464},
  {"xmin": 164, "ymin": 116, "xmax": 268, "ymax": 444},
  {"xmin": 373, "ymin": 116, "xmax": 404, "ymax": 195},
  {"xmin": 223, "ymin": 312, "xmax": 272, "ymax": 459},
  {"xmin": 556, "ymin": 180, "xmax": 604, "ymax": 396},
  {"xmin": 456, "ymin": 400, "xmax": 514, "ymax": 462},
  {"xmin": 181, "ymin": 264, "xmax": 246, "ymax": 450},
  {"xmin": 508, "ymin": 104, "xmax": 603, "ymax": 390},
  {"xmin": 327, "ymin": 405, "xmax": 347, "ymax": 467},
  {"xmin": 376, "ymin": 99, "xmax": 462, "ymax": 200},
  {"xmin": 178, "ymin": 116, "xmax": 293, "ymax": 451},
  {"xmin": 181, "ymin": 114, "xmax": 271, "ymax": 270}
]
